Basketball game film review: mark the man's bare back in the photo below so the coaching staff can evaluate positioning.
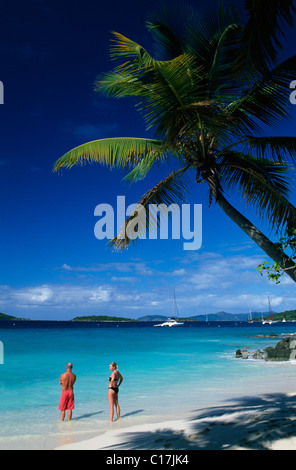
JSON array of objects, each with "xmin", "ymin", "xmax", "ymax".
[{"xmin": 60, "ymin": 371, "xmax": 76, "ymax": 391}]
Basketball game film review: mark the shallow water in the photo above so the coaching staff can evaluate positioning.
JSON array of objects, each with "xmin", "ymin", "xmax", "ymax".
[{"xmin": 1, "ymin": 320, "xmax": 296, "ymax": 449}]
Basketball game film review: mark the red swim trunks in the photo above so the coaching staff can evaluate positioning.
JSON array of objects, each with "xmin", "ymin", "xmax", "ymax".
[{"xmin": 59, "ymin": 390, "xmax": 74, "ymax": 411}]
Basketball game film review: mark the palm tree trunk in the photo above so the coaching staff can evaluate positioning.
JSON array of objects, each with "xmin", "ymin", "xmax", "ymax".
[{"xmin": 216, "ymin": 192, "xmax": 296, "ymax": 283}]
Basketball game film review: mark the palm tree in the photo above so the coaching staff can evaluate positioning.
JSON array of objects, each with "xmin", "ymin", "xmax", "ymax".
[{"xmin": 54, "ymin": 0, "xmax": 296, "ymax": 282}]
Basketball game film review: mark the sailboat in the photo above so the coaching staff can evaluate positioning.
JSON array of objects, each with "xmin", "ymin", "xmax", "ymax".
[
  {"xmin": 154, "ymin": 291, "xmax": 184, "ymax": 327},
  {"xmin": 248, "ymin": 311, "xmax": 254, "ymax": 323},
  {"xmin": 262, "ymin": 298, "xmax": 277, "ymax": 325}
]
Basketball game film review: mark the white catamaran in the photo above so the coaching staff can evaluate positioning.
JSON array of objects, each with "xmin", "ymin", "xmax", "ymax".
[{"xmin": 154, "ymin": 291, "xmax": 184, "ymax": 327}]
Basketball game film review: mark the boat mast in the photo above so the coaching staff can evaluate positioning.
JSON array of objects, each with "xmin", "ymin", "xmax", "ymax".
[
  {"xmin": 173, "ymin": 290, "xmax": 179, "ymax": 318},
  {"xmin": 268, "ymin": 297, "xmax": 274, "ymax": 321}
]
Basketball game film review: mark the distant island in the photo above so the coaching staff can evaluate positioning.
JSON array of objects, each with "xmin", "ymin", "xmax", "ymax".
[
  {"xmin": 0, "ymin": 312, "xmax": 25, "ymax": 321},
  {"xmin": 252, "ymin": 309, "xmax": 296, "ymax": 322},
  {"xmin": 138, "ymin": 310, "xmax": 296, "ymax": 322},
  {"xmin": 1, "ymin": 309, "xmax": 296, "ymax": 322},
  {"xmin": 71, "ymin": 315, "xmax": 137, "ymax": 322},
  {"xmin": 70, "ymin": 310, "xmax": 296, "ymax": 322}
]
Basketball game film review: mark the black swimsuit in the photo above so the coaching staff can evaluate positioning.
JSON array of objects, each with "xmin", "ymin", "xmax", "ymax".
[{"xmin": 109, "ymin": 376, "xmax": 119, "ymax": 394}]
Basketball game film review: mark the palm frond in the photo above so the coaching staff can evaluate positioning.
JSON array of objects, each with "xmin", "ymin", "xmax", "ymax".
[
  {"xmin": 109, "ymin": 31, "xmax": 156, "ymax": 69},
  {"xmin": 187, "ymin": 1, "xmax": 242, "ymax": 70},
  {"xmin": 110, "ymin": 166, "xmax": 191, "ymax": 249},
  {"xmin": 244, "ymin": 136, "xmax": 296, "ymax": 164},
  {"xmin": 146, "ymin": 1, "xmax": 244, "ymax": 98},
  {"xmin": 131, "ymin": 54, "xmax": 235, "ymax": 140},
  {"xmin": 123, "ymin": 142, "xmax": 182, "ymax": 184},
  {"xmin": 53, "ymin": 137, "xmax": 164, "ymax": 172},
  {"xmin": 95, "ymin": 70, "xmax": 146, "ymax": 98},
  {"xmin": 206, "ymin": 23, "xmax": 242, "ymax": 98},
  {"xmin": 219, "ymin": 151, "xmax": 296, "ymax": 231},
  {"xmin": 133, "ymin": 54, "xmax": 208, "ymax": 136},
  {"xmin": 232, "ymin": 0, "xmax": 296, "ymax": 80},
  {"xmin": 146, "ymin": 0, "xmax": 199, "ymax": 60},
  {"xmin": 225, "ymin": 54, "xmax": 296, "ymax": 133},
  {"xmin": 228, "ymin": 84, "xmax": 288, "ymax": 130}
]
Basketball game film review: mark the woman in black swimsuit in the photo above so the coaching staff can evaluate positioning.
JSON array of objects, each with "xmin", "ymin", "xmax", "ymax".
[{"xmin": 108, "ymin": 362, "xmax": 123, "ymax": 422}]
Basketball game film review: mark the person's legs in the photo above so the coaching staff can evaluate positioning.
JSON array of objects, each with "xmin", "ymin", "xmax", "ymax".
[
  {"xmin": 108, "ymin": 389, "xmax": 115, "ymax": 422},
  {"xmin": 67, "ymin": 391, "xmax": 74, "ymax": 420},
  {"xmin": 59, "ymin": 391, "xmax": 66, "ymax": 421},
  {"xmin": 114, "ymin": 393, "xmax": 120, "ymax": 420}
]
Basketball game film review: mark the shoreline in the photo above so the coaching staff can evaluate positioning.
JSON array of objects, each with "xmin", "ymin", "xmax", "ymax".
[
  {"xmin": 3, "ymin": 388, "xmax": 296, "ymax": 450},
  {"xmin": 1, "ymin": 364, "xmax": 296, "ymax": 450},
  {"xmin": 55, "ymin": 391, "xmax": 296, "ymax": 451},
  {"xmin": 54, "ymin": 371, "xmax": 296, "ymax": 451}
]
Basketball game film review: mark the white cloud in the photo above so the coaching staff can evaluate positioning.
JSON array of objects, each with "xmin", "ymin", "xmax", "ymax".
[
  {"xmin": 2, "ymin": 250, "xmax": 296, "ymax": 320},
  {"xmin": 14, "ymin": 286, "xmax": 53, "ymax": 304},
  {"xmin": 0, "ymin": 282, "xmax": 156, "ymax": 313},
  {"xmin": 166, "ymin": 251, "xmax": 296, "ymax": 315},
  {"xmin": 172, "ymin": 268, "xmax": 186, "ymax": 276},
  {"xmin": 89, "ymin": 286, "xmax": 112, "ymax": 302},
  {"xmin": 0, "ymin": 284, "xmax": 114, "ymax": 309},
  {"xmin": 184, "ymin": 253, "xmax": 266, "ymax": 289},
  {"xmin": 111, "ymin": 276, "xmax": 136, "ymax": 283},
  {"xmin": 61, "ymin": 263, "xmax": 72, "ymax": 271},
  {"xmin": 59, "ymin": 261, "xmax": 154, "ymax": 275}
]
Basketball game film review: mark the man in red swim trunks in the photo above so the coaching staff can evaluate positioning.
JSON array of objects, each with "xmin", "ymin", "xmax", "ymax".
[{"xmin": 59, "ymin": 363, "xmax": 76, "ymax": 421}]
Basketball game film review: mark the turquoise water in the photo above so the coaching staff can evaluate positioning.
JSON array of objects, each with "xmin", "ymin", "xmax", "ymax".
[{"xmin": 1, "ymin": 321, "xmax": 296, "ymax": 449}]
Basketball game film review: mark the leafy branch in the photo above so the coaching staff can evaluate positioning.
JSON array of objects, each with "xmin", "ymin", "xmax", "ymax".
[{"xmin": 257, "ymin": 228, "xmax": 296, "ymax": 283}]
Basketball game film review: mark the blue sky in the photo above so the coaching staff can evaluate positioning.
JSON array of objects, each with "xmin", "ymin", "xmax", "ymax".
[{"xmin": 1, "ymin": 0, "xmax": 296, "ymax": 320}]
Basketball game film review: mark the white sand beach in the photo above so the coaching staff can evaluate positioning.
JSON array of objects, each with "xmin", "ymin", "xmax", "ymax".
[{"xmin": 55, "ymin": 389, "xmax": 296, "ymax": 451}]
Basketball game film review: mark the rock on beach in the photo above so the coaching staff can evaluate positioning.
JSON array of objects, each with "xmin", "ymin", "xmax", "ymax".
[{"xmin": 236, "ymin": 337, "xmax": 296, "ymax": 362}]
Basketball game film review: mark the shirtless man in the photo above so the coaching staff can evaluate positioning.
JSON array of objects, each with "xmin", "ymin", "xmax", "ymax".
[{"xmin": 59, "ymin": 363, "xmax": 76, "ymax": 421}]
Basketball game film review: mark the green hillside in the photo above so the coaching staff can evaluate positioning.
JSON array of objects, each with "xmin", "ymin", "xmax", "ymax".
[
  {"xmin": 0, "ymin": 312, "xmax": 19, "ymax": 321},
  {"xmin": 71, "ymin": 315, "xmax": 136, "ymax": 322},
  {"xmin": 253, "ymin": 309, "xmax": 296, "ymax": 322},
  {"xmin": 272, "ymin": 310, "xmax": 296, "ymax": 321}
]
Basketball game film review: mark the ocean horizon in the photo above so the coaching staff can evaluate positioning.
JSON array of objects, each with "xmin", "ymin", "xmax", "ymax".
[{"xmin": 1, "ymin": 320, "xmax": 296, "ymax": 450}]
